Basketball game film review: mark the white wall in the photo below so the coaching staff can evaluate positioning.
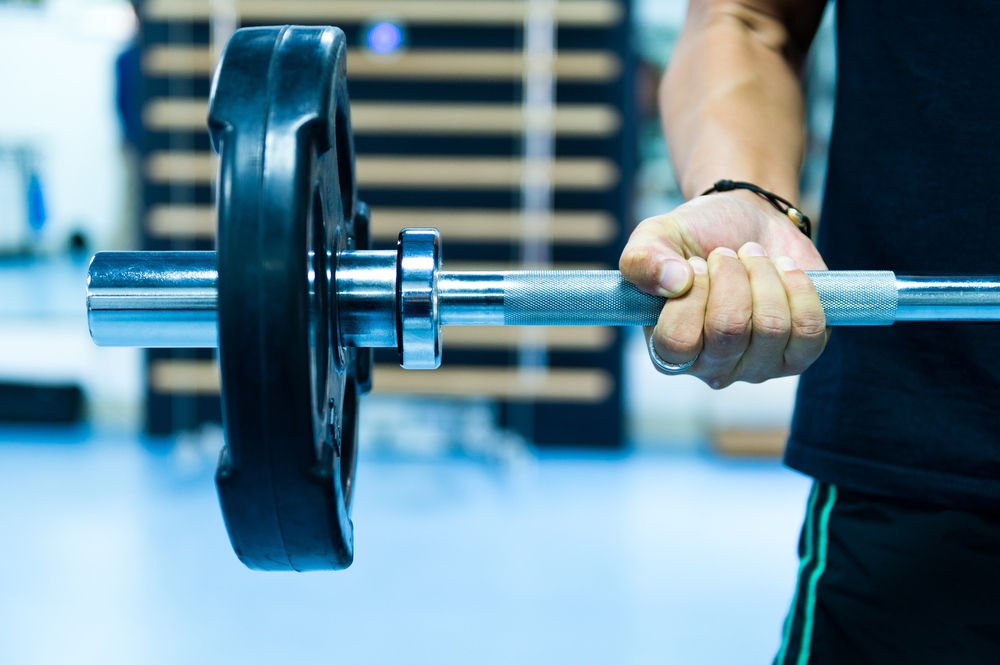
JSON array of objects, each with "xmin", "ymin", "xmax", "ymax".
[
  {"xmin": 0, "ymin": 0, "xmax": 137, "ymax": 254},
  {"xmin": 0, "ymin": 1, "xmax": 142, "ymax": 428}
]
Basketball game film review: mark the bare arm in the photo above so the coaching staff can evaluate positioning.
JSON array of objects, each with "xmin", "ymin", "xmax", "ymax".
[
  {"xmin": 620, "ymin": 0, "xmax": 831, "ymax": 388},
  {"xmin": 665, "ymin": 0, "xmax": 827, "ymax": 200}
]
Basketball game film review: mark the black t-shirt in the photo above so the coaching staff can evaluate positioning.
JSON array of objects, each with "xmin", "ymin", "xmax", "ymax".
[{"xmin": 788, "ymin": 0, "xmax": 1000, "ymax": 508}]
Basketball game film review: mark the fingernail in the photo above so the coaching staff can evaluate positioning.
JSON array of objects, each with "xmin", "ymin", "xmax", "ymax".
[
  {"xmin": 712, "ymin": 247, "xmax": 738, "ymax": 259},
  {"xmin": 740, "ymin": 242, "xmax": 767, "ymax": 257},
  {"xmin": 659, "ymin": 259, "xmax": 690, "ymax": 292},
  {"xmin": 689, "ymin": 256, "xmax": 708, "ymax": 275},
  {"xmin": 775, "ymin": 255, "xmax": 800, "ymax": 271}
]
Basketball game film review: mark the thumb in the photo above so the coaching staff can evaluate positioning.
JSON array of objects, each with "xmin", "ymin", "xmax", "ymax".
[{"xmin": 619, "ymin": 215, "xmax": 695, "ymax": 297}]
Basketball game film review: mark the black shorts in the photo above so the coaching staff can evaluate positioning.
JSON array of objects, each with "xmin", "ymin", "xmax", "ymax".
[{"xmin": 774, "ymin": 482, "xmax": 1000, "ymax": 665}]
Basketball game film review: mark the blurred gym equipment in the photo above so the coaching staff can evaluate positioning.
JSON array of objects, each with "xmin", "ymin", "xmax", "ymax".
[{"xmin": 137, "ymin": 0, "xmax": 633, "ymax": 446}]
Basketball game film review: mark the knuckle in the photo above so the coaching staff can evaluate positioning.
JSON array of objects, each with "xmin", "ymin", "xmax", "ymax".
[
  {"xmin": 753, "ymin": 309, "xmax": 791, "ymax": 338},
  {"xmin": 619, "ymin": 215, "xmax": 688, "ymax": 285},
  {"xmin": 706, "ymin": 309, "xmax": 752, "ymax": 345},
  {"xmin": 617, "ymin": 246, "xmax": 645, "ymax": 276},
  {"xmin": 791, "ymin": 313, "xmax": 828, "ymax": 340},
  {"xmin": 618, "ymin": 247, "xmax": 661, "ymax": 286}
]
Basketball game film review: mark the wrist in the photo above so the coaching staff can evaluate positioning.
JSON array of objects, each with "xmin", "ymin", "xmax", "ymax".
[
  {"xmin": 697, "ymin": 181, "xmax": 811, "ymax": 238},
  {"xmin": 712, "ymin": 186, "xmax": 776, "ymax": 207},
  {"xmin": 704, "ymin": 188, "xmax": 787, "ymax": 222},
  {"xmin": 683, "ymin": 171, "xmax": 800, "ymax": 205}
]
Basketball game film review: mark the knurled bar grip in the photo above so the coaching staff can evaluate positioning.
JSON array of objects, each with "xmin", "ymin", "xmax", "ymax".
[
  {"xmin": 501, "ymin": 270, "xmax": 898, "ymax": 326},
  {"xmin": 807, "ymin": 270, "xmax": 897, "ymax": 325}
]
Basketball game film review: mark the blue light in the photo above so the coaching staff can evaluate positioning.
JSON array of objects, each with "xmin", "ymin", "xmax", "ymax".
[{"xmin": 367, "ymin": 22, "xmax": 403, "ymax": 54}]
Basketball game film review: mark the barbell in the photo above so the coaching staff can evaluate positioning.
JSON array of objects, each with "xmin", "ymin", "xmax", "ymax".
[{"xmin": 86, "ymin": 25, "xmax": 1000, "ymax": 571}]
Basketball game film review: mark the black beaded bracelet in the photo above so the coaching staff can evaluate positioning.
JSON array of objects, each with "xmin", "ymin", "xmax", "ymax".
[{"xmin": 701, "ymin": 179, "xmax": 811, "ymax": 238}]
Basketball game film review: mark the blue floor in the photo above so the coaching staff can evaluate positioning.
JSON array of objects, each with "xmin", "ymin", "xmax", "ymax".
[{"xmin": 0, "ymin": 430, "xmax": 810, "ymax": 665}]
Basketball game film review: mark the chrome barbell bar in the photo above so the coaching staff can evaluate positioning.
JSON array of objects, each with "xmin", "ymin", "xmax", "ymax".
[{"xmin": 87, "ymin": 229, "xmax": 1000, "ymax": 368}]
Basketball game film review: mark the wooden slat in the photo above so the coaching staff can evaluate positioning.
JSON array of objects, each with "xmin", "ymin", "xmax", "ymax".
[
  {"xmin": 141, "ymin": 45, "xmax": 621, "ymax": 82},
  {"xmin": 142, "ymin": 99, "xmax": 622, "ymax": 137},
  {"xmin": 372, "ymin": 365, "xmax": 614, "ymax": 402},
  {"xmin": 444, "ymin": 326, "xmax": 614, "ymax": 350},
  {"xmin": 345, "ymin": 49, "xmax": 621, "ymax": 82},
  {"xmin": 352, "ymin": 102, "xmax": 621, "ymax": 136},
  {"xmin": 370, "ymin": 207, "xmax": 616, "ymax": 244},
  {"xmin": 147, "ymin": 204, "xmax": 215, "ymax": 238},
  {"xmin": 356, "ymin": 156, "xmax": 619, "ymax": 190},
  {"xmin": 145, "ymin": 152, "xmax": 620, "ymax": 191},
  {"xmin": 143, "ymin": 45, "xmax": 215, "ymax": 76},
  {"xmin": 150, "ymin": 359, "xmax": 220, "ymax": 394},
  {"xmin": 148, "ymin": 359, "xmax": 615, "ymax": 402},
  {"xmin": 144, "ymin": 98, "xmax": 209, "ymax": 131},
  {"xmin": 143, "ymin": 0, "xmax": 624, "ymax": 27},
  {"xmin": 145, "ymin": 152, "xmax": 217, "ymax": 184}
]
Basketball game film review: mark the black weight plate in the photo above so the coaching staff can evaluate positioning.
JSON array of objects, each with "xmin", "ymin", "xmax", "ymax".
[{"xmin": 208, "ymin": 25, "xmax": 366, "ymax": 571}]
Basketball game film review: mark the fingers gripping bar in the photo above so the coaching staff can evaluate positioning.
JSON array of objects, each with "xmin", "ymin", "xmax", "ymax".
[
  {"xmin": 496, "ymin": 270, "xmax": 1000, "ymax": 327},
  {"xmin": 493, "ymin": 269, "xmax": 897, "ymax": 327}
]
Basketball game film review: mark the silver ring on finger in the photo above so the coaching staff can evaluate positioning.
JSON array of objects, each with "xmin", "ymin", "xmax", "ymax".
[{"xmin": 647, "ymin": 334, "xmax": 698, "ymax": 373}]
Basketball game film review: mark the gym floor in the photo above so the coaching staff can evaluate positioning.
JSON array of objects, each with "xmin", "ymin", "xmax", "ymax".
[{"xmin": 0, "ymin": 427, "xmax": 810, "ymax": 665}]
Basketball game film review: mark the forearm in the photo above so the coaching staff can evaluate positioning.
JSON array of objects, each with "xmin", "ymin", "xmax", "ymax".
[{"xmin": 663, "ymin": 1, "xmax": 826, "ymax": 202}]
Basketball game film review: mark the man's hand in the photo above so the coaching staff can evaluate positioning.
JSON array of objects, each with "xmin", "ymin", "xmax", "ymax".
[
  {"xmin": 619, "ymin": 192, "xmax": 829, "ymax": 388},
  {"xmin": 633, "ymin": 0, "xmax": 832, "ymax": 387}
]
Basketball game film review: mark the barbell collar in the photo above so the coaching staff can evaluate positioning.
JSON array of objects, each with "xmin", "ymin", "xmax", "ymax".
[{"xmin": 397, "ymin": 228, "xmax": 443, "ymax": 369}]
